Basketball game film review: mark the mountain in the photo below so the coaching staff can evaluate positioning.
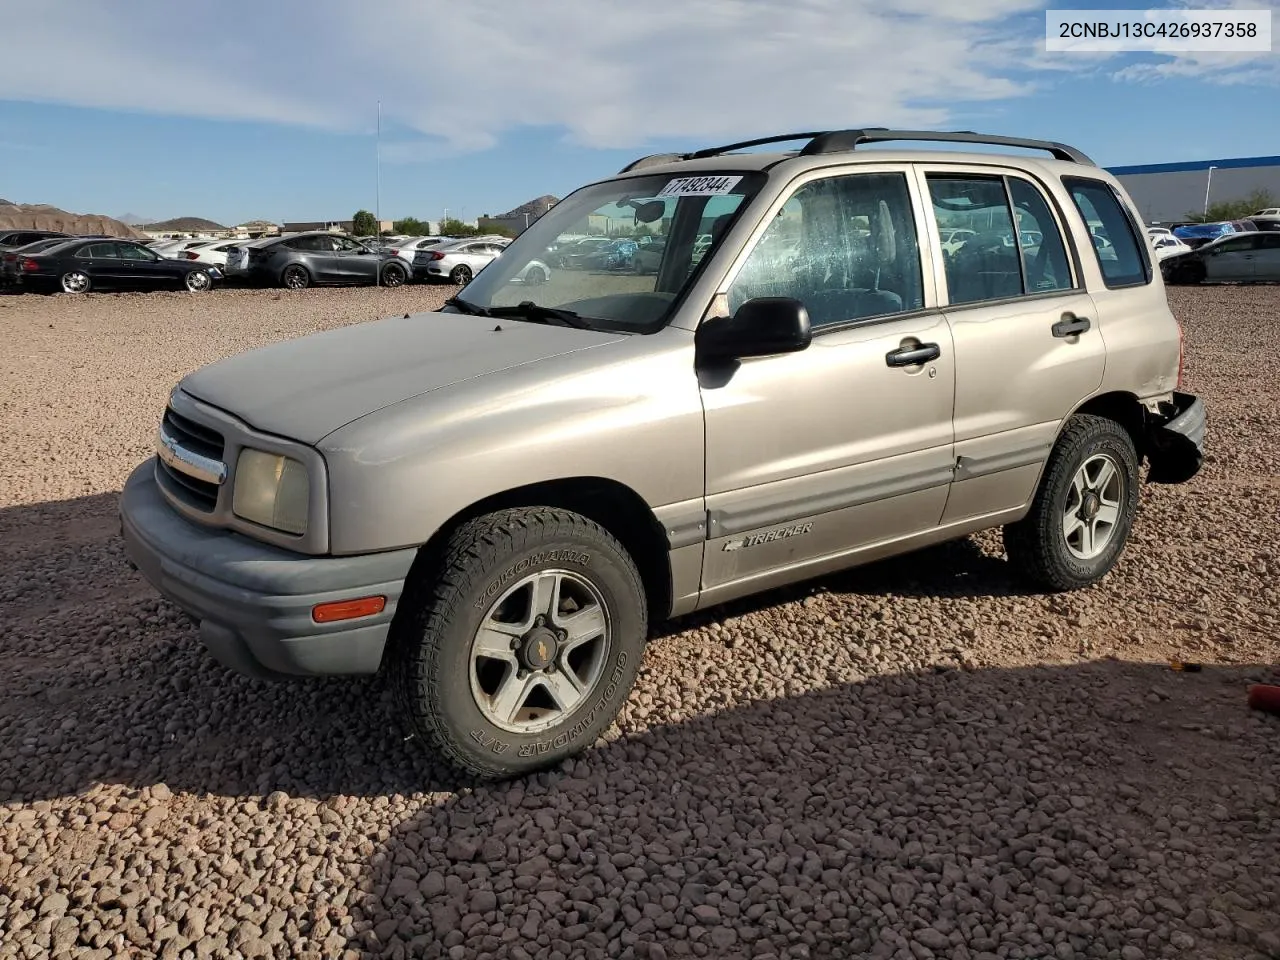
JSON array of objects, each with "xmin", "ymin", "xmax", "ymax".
[
  {"xmin": 496, "ymin": 195, "xmax": 559, "ymax": 219},
  {"xmin": 143, "ymin": 216, "xmax": 227, "ymax": 232},
  {"xmin": 117, "ymin": 213, "xmax": 155, "ymax": 226},
  {"xmin": 0, "ymin": 200, "xmax": 141, "ymax": 238}
]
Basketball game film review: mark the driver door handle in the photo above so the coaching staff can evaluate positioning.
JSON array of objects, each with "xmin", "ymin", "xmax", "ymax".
[
  {"xmin": 1052, "ymin": 315, "xmax": 1091, "ymax": 338},
  {"xmin": 885, "ymin": 342, "xmax": 941, "ymax": 367}
]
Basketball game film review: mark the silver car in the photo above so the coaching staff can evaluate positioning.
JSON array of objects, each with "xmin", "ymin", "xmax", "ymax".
[{"xmin": 120, "ymin": 128, "xmax": 1204, "ymax": 780}]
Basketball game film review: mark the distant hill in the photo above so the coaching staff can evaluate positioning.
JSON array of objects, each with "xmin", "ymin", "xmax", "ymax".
[
  {"xmin": 117, "ymin": 212, "xmax": 154, "ymax": 226},
  {"xmin": 143, "ymin": 216, "xmax": 227, "ymax": 232},
  {"xmin": 0, "ymin": 200, "xmax": 141, "ymax": 238},
  {"xmin": 496, "ymin": 195, "xmax": 559, "ymax": 219}
]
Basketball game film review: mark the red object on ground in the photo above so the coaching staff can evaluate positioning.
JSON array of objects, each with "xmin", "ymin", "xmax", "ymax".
[{"xmin": 1247, "ymin": 684, "xmax": 1280, "ymax": 716}]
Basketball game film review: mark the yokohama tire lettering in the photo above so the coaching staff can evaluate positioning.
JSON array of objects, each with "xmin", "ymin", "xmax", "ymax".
[{"xmin": 474, "ymin": 550, "xmax": 592, "ymax": 609}]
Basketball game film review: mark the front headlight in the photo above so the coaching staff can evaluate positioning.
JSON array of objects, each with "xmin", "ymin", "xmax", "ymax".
[{"xmin": 232, "ymin": 449, "xmax": 310, "ymax": 535}]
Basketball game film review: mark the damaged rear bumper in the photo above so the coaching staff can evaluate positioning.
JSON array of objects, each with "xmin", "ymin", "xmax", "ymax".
[{"xmin": 1145, "ymin": 391, "xmax": 1205, "ymax": 484}]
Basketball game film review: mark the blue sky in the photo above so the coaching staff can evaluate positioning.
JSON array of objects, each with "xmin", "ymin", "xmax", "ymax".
[{"xmin": 1, "ymin": 0, "xmax": 1275, "ymax": 226}]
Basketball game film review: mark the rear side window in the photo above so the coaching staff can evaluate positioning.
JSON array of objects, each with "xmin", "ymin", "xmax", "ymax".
[
  {"xmin": 80, "ymin": 243, "xmax": 120, "ymax": 259},
  {"xmin": 1064, "ymin": 178, "xmax": 1150, "ymax": 288}
]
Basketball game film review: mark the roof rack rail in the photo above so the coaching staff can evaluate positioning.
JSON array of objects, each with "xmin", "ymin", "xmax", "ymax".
[
  {"xmin": 799, "ymin": 129, "xmax": 1095, "ymax": 165},
  {"xmin": 616, "ymin": 127, "xmax": 1094, "ymax": 174},
  {"xmin": 617, "ymin": 153, "xmax": 686, "ymax": 174}
]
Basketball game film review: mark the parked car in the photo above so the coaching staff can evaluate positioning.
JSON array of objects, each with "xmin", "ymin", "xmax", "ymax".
[
  {"xmin": 176, "ymin": 239, "xmax": 247, "ymax": 271},
  {"xmin": 413, "ymin": 238, "xmax": 540, "ymax": 285},
  {"xmin": 233, "ymin": 232, "xmax": 410, "ymax": 289},
  {"xmin": 14, "ymin": 238, "xmax": 220, "ymax": 293},
  {"xmin": 632, "ymin": 236, "xmax": 668, "ymax": 274},
  {"xmin": 1, "ymin": 236, "xmax": 80, "ymax": 287},
  {"xmin": 0, "ymin": 229, "xmax": 74, "ymax": 251},
  {"xmin": 1173, "ymin": 220, "xmax": 1248, "ymax": 249},
  {"xmin": 221, "ymin": 237, "xmax": 278, "ymax": 278},
  {"xmin": 548, "ymin": 236, "xmax": 612, "ymax": 268},
  {"xmin": 1162, "ymin": 230, "xmax": 1280, "ymax": 284},
  {"xmin": 120, "ymin": 127, "xmax": 1203, "ymax": 781},
  {"xmin": 388, "ymin": 236, "xmax": 452, "ymax": 265}
]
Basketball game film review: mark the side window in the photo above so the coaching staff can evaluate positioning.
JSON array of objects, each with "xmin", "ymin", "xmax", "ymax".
[
  {"xmin": 1211, "ymin": 236, "xmax": 1257, "ymax": 253},
  {"xmin": 290, "ymin": 235, "xmax": 326, "ymax": 252},
  {"xmin": 927, "ymin": 176, "xmax": 1022, "ymax": 304},
  {"xmin": 1006, "ymin": 178, "xmax": 1074, "ymax": 293},
  {"xmin": 726, "ymin": 171, "xmax": 923, "ymax": 328},
  {"xmin": 119, "ymin": 243, "xmax": 153, "ymax": 259},
  {"xmin": 80, "ymin": 243, "xmax": 120, "ymax": 259},
  {"xmin": 1064, "ymin": 178, "xmax": 1150, "ymax": 288},
  {"xmin": 1258, "ymin": 234, "xmax": 1280, "ymax": 250}
]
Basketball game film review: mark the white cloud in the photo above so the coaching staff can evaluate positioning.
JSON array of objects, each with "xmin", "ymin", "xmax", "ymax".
[
  {"xmin": 0, "ymin": 0, "xmax": 1271, "ymax": 161},
  {"xmin": 1108, "ymin": 0, "xmax": 1279, "ymax": 86}
]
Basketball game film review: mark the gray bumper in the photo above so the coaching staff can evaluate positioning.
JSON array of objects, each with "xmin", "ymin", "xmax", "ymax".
[
  {"xmin": 119, "ymin": 462, "xmax": 417, "ymax": 679},
  {"xmin": 1145, "ymin": 391, "xmax": 1205, "ymax": 485}
]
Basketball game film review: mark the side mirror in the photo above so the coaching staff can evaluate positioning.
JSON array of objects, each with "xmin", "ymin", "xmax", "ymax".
[{"xmin": 695, "ymin": 297, "xmax": 812, "ymax": 364}]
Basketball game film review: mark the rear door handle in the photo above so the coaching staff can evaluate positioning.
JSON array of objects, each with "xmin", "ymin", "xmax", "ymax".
[
  {"xmin": 885, "ymin": 342, "xmax": 941, "ymax": 367},
  {"xmin": 1052, "ymin": 315, "xmax": 1091, "ymax": 338}
]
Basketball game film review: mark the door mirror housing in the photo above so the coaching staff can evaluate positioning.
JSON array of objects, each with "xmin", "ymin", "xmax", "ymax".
[{"xmin": 695, "ymin": 297, "xmax": 812, "ymax": 363}]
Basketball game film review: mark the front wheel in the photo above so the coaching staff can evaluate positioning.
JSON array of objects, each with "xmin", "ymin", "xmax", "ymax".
[
  {"xmin": 1003, "ymin": 414, "xmax": 1140, "ymax": 592},
  {"xmin": 449, "ymin": 264, "xmax": 473, "ymax": 285},
  {"xmin": 390, "ymin": 507, "xmax": 647, "ymax": 779}
]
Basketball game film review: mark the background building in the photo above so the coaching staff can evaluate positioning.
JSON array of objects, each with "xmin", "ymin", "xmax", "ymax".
[
  {"xmin": 280, "ymin": 219, "xmax": 393, "ymax": 235},
  {"xmin": 1106, "ymin": 156, "xmax": 1280, "ymax": 223}
]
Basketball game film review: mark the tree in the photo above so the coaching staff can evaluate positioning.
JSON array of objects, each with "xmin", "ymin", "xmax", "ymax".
[
  {"xmin": 1184, "ymin": 188, "xmax": 1276, "ymax": 223},
  {"xmin": 351, "ymin": 210, "xmax": 378, "ymax": 236},
  {"xmin": 393, "ymin": 216, "xmax": 431, "ymax": 236},
  {"xmin": 439, "ymin": 217, "xmax": 480, "ymax": 237}
]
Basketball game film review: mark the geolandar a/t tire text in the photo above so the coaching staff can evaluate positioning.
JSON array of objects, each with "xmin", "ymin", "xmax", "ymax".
[{"xmin": 389, "ymin": 507, "xmax": 647, "ymax": 779}]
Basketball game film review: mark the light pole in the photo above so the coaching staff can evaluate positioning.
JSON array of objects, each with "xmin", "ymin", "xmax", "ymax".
[
  {"xmin": 1203, "ymin": 165, "xmax": 1217, "ymax": 221},
  {"xmin": 375, "ymin": 99, "xmax": 382, "ymax": 286}
]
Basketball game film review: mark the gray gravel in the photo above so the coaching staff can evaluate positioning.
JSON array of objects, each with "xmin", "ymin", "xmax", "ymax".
[{"xmin": 1, "ymin": 284, "xmax": 1278, "ymax": 960}]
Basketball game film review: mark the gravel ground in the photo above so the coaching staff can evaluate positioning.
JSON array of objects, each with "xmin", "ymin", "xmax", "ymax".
[{"xmin": 1, "ymin": 284, "xmax": 1278, "ymax": 960}]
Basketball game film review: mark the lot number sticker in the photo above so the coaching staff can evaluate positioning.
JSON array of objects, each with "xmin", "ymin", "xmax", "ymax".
[{"xmin": 656, "ymin": 175, "xmax": 744, "ymax": 198}]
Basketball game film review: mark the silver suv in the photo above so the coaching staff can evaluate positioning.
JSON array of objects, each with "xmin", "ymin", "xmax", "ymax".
[{"xmin": 120, "ymin": 129, "xmax": 1205, "ymax": 779}]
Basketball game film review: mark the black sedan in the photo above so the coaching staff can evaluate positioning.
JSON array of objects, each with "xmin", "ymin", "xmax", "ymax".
[
  {"xmin": 227, "ymin": 232, "xmax": 409, "ymax": 289},
  {"xmin": 13, "ymin": 238, "xmax": 221, "ymax": 294},
  {"xmin": 1, "ymin": 237, "xmax": 81, "ymax": 287}
]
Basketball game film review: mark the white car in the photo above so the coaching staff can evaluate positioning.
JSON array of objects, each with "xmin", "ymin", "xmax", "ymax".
[
  {"xmin": 413, "ymin": 237, "xmax": 546, "ymax": 285},
  {"xmin": 388, "ymin": 236, "xmax": 452, "ymax": 265},
  {"xmin": 175, "ymin": 239, "xmax": 246, "ymax": 270},
  {"xmin": 151, "ymin": 239, "xmax": 211, "ymax": 259},
  {"xmin": 222, "ymin": 236, "xmax": 279, "ymax": 277},
  {"xmin": 940, "ymin": 228, "xmax": 976, "ymax": 255}
]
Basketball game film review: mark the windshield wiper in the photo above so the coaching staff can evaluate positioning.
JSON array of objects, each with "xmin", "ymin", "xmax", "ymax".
[
  {"xmin": 488, "ymin": 301, "xmax": 594, "ymax": 329},
  {"xmin": 444, "ymin": 295, "xmax": 492, "ymax": 316}
]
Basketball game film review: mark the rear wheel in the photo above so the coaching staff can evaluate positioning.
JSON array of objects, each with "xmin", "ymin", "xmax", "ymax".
[
  {"xmin": 281, "ymin": 264, "xmax": 310, "ymax": 290},
  {"xmin": 61, "ymin": 271, "xmax": 91, "ymax": 294},
  {"xmin": 381, "ymin": 262, "xmax": 407, "ymax": 287},
  {"xmin": 390, "ymin": 507, "xmax": 647, "ymax": 779},
  {"xmin": 450, "ymin": 264, "xmax": 473, "ymax": 285},
  {"xmin": 525, "ymin": 265, "xmax": 548, "ymax": 285},
  {"xmin": 184, "ymin": 270, "xmax": 212, "ymax": 292},
  {"xmin": 1003, "ymin": 414, "xmax": 1139, "ymax": 592}
]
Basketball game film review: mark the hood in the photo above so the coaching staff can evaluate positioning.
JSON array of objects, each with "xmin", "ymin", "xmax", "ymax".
[{"xmin": 179, "ymin": 311, "xmax": 626, "ymax": 444}]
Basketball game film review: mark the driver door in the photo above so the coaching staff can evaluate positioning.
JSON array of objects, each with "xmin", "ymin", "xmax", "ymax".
[
  {"xmin": 698, "ymin": 166, "xmax": 956, "ymax": 601},
  {"xmin": 1202, "ymin": 235, "xmax": 1258, "ymax": 280}
]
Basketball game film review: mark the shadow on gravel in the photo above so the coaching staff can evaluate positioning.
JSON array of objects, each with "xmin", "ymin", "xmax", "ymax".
[
  {"xmin": 340, "ymin": 659, "xmax": 1280, "ymax": 960},
  {"xmin": 2, "ymin": 493, "xmax": 1035, "ymax": 807}
]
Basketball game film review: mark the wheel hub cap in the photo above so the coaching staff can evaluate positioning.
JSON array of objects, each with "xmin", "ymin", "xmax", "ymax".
[
  {"xmin": 1080, "ymin": 490, "xmax": 1101, "ymax": 521},
  {"xmin": 519, "ymin": 625, "xmax": 560, "ymax": 671}
]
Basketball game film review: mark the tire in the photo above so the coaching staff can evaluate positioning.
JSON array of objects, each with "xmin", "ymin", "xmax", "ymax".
[
  {"xmin": 381, "ymin": 262, "xmax": 407, "ymax": 287},
  {"xmin": 60, "ymin": 270, "xmax": 91, "ymax": 294},
  {"xmin": 525, "ymin": 266, "xmax": 547, "ymax": 285},
  {"xmin": 184, "ymin": 270, "xmax": 212, "ymax": 292},
  {"xmin": 449, "ymin": 264, "xmax": 473, "ymax": 285},
  {"xmin": 390, "ymin": 507, "xmax": 647, "ymax": 780},
  {"xmin": 1003, "ymin": 414, "xmax": 1140, "ymax": 592},
  {"xmin": 281, "ymin": 264, "xmax": 310, "ymax": 290}
]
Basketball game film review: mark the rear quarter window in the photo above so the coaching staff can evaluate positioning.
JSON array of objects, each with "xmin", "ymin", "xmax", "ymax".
[{"xmin": 1063, "ymin": 177, "xmax": 1151, "ymax": 288}]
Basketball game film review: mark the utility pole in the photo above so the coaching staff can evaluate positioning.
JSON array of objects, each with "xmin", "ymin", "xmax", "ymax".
[
  {"xmin": 375, "ymin": 99, "xmax": 383, "ymax": 286},
  {"xmin": 1203, "ymin": 165, "xmax": 1217, "ymax": 221}
]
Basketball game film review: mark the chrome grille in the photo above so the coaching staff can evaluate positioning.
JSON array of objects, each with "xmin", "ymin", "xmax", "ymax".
[{"xmin": 155, "ymin": 406, "xmax": 226, "ymax": 513}]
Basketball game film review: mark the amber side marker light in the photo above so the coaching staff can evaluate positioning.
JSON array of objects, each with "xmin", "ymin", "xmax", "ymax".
[{"xmin": 312, "ymin": 596, "xmax": 386, "ymax": 623}]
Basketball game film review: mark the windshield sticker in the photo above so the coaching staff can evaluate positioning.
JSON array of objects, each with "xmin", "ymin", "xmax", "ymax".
[{"xmin": 656, "ymin": 175, "xmax": 744, "ymax": 198}]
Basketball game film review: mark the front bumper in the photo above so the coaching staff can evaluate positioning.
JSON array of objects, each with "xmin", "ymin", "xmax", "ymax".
[
  {"xmin": 119, "ymin": 462, "xmax": 418, "ymax": 679},
  {"xmin": 1145, "ymin": 390, "xmax": 1205, "ymax": 484}
]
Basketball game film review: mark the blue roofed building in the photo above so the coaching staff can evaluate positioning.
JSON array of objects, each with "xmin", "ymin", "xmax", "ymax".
[{"xmin": 1104, "ymin": 156, "xmax": 1280, "ymax": 224}]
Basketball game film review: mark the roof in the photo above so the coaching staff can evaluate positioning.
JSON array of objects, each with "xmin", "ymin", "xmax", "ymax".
[{"xmin": 1107, "ymin": 156, "xmax": 1280, "ymax": 176}]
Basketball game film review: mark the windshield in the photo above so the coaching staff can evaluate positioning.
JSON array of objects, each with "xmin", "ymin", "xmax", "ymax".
[{"xmin": 454, "ymin": 170, "xmax": 766, "ymax": 332}]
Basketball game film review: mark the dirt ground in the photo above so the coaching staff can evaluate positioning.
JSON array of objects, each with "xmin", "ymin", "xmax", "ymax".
[{"xmin": 0, "ymin": 283, "xmax": 1277, "ymax": 960}]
